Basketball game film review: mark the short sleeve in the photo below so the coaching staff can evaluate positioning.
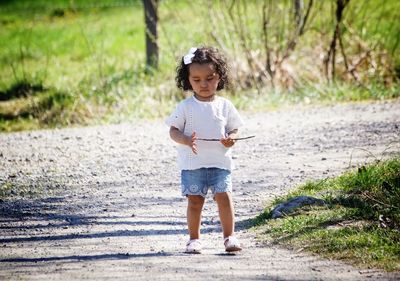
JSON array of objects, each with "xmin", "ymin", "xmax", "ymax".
[
  {"xmin": 226, "ymin": 100, "xmax": 244, "ymax": 133},
  {"xmin": 165, "ymin": 101, "xmax": 186, "ymax": 131}
]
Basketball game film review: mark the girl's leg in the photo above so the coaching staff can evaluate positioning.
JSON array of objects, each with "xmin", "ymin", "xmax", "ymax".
[
  {"xmin": 214, "ymin": 192, "xmax": 235, "ymax": 238},
  {"xmin": 187, "ymin": 195, "xmax": 205, "ymax": 239}
]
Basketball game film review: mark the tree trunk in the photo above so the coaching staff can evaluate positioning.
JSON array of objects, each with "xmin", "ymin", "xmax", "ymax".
[
  {"xmin": 143, "ymin": 0, "xmax": 158, "ymax": 73},
  {"xmin": 294, "ymin": 0, "xmax": 303, "ymax": 30},
  {"xmin": 324, "ymin": 0, "xmax": 350, "ymax": 81}
]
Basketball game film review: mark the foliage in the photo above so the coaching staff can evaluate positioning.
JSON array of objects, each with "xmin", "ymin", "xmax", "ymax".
[{"xmin": 0, "ymin": 0, "xmax": 399, "ymax": 131}]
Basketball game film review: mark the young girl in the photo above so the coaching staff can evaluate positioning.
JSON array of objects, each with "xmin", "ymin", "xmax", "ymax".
[{"xmin": 166, "ymin": 47, "xmax": 243, "ymax": 253}]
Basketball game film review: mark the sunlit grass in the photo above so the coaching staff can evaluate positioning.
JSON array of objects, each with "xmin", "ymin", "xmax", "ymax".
[
  {"xmin": 255, "ymin": 157, "xmax": 400, "ymax": 271},
  {"xmin": 0, "ymin": 0, "xmax": 399, "ymax": 131}
]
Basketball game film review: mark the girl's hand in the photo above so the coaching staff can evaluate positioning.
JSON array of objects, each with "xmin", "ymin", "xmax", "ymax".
[
  {"xmin": 220, "ymin": 137, "xmax": 236, "ymax": 148},
  {"xmin": 221, "ymin": 129, "xmax": 238, "ymax": 148},
  {"xmin": 169, "ymin": 127, "xmax": 197, "ymax": 154},
  {"xmin": 187, "ymin": 132, "xmax": 198, "ymax": 154}
]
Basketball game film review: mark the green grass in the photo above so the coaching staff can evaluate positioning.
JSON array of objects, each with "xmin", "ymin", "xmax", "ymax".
[
  {"xmin": 0, "ymin": 176, "xmax": 62, "ymax": 199},
  {"xmin": 254, "ymin": 157, "xmax": 400, "ymax": 271},
  {"xmin": 0, "ymin": 0, "xmax": 399, "ymax": 132}
]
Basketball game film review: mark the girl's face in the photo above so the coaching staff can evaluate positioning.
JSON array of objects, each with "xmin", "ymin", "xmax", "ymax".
[{"xmin": 188, "ymin": 63, "xmax": 220, "ymax": 101}]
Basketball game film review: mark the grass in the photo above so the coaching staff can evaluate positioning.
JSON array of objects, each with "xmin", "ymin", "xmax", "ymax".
[
  {"xmin": 0, "ymin": 177, "xmax": 62, "ymax": 199},
  {"xmin": 0, "ymin": 0, "xmax": 399, "ymax": 132},
  {"xmin": 254, "ymin": 157, "xmax": 400, "ymax": 271}
]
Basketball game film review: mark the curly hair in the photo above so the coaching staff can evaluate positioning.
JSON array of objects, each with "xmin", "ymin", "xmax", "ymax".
[{"xmin": 175, "ymin": 47, "xmax": 229, "ymax": 91}]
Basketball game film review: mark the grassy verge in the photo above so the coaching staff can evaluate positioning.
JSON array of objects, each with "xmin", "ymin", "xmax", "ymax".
[
  {"xmin": 229, "ymin": 82, "xmax": 400, "ymax": 113},
  {"xmin": 254, "ymin": 157, "xmax": 400, "ymax": 271},
  {"xmin": 1, "ymin": 80, "xmax": 398, "ymax": 132}
]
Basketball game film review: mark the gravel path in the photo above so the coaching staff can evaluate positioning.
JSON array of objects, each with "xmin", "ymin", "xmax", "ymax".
[{"xmin": 1, "ymin": 100, "xmax": 399, "ymax": 280}]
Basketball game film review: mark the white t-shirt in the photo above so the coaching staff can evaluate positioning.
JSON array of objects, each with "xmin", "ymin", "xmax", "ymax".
[{"xmin": 166, "ymin": 95, "xmax": 244, "ymax": 171}]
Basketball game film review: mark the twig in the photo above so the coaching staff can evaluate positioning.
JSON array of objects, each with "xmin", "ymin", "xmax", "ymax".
[
  {"xmin": 348, "ymin": 147, "xmax": 377, "ymax": 168},
  {"xmin": 197, "ymin": 135, "xmax": 256, "ymax": 142},
  {"xmin": 348, "ymin": 140, "xmax": 400, "ymax": 168},
  {"xmin": 362, "ymin": 191, "xmax": 397, "ymax": 209}
]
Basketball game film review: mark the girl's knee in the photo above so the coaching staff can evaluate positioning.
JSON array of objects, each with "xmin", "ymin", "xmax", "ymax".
[
  {"xmin": 214, "ymin": 192, "xmax": 231, "ymax": 201},
  {"xmin": 187, "ymin": 195, "xmax": 205, "ymax": 208},
  {"xmin": 214, "ymin": 192, "xmax": 234, "ymax": 208}
]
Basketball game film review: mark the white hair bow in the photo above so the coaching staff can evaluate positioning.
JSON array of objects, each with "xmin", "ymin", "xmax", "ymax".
[{"xmin": 183, "ymin": 47, "xmax": 197, "ymax": 65}]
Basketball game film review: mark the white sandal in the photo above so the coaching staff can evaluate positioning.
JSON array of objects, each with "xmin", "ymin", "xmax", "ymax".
[
  {"xmin": 224, "ymin": 236, "xmax": 242, "ymax": 252},
  {"xmin": 185, "ymin": 239, "xmax": 202, "ymax": 254}
]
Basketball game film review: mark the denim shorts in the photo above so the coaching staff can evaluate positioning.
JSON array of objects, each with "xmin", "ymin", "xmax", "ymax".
[{"xmin": 181, "ymin": 168, "xmax": 232, "ymax": 197}]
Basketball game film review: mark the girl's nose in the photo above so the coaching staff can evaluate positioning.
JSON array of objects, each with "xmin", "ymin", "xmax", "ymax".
[{"xmin": 200, "ymin": 81, "xmax": 207, "ymax": 87}]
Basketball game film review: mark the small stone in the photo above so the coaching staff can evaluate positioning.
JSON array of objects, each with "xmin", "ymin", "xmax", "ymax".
[{"xmin": 270, "ymin": 196, "xmax": 326, "ymax": 219}]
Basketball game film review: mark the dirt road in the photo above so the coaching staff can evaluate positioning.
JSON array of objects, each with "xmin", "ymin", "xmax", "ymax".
[{"xmin": 1, "ymin": 100, "xmax": 399, "ymax": 280}]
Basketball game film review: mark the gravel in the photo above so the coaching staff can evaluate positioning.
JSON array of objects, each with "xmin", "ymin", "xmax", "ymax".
[{"xmin": 1, "ymin": 100, "xmax": 399, "ymax": 280}]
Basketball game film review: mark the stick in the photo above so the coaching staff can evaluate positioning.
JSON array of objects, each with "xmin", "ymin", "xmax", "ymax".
[{"xmin": 197, "ymin": 135, "xmax": 256, "ymax": 141}]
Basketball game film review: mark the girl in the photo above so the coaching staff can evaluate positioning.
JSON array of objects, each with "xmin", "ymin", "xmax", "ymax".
[{"xmin": 166, "ymin": 47, "xmax": 243, "ymax": 253}]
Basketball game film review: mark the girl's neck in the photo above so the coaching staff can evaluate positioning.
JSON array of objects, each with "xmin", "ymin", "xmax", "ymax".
[{"xmin": 193, "ymin": 93, "xmax": 216, "ymax": 102}]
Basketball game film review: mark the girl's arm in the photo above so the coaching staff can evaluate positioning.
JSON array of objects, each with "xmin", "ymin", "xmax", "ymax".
[
  {"xmin": 169, "ymin": 126, "xmax": 197, "ymax": 154},
  {"xmin": 221, "ymin": 129, "xmax": 238, "ymax": 148}
]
